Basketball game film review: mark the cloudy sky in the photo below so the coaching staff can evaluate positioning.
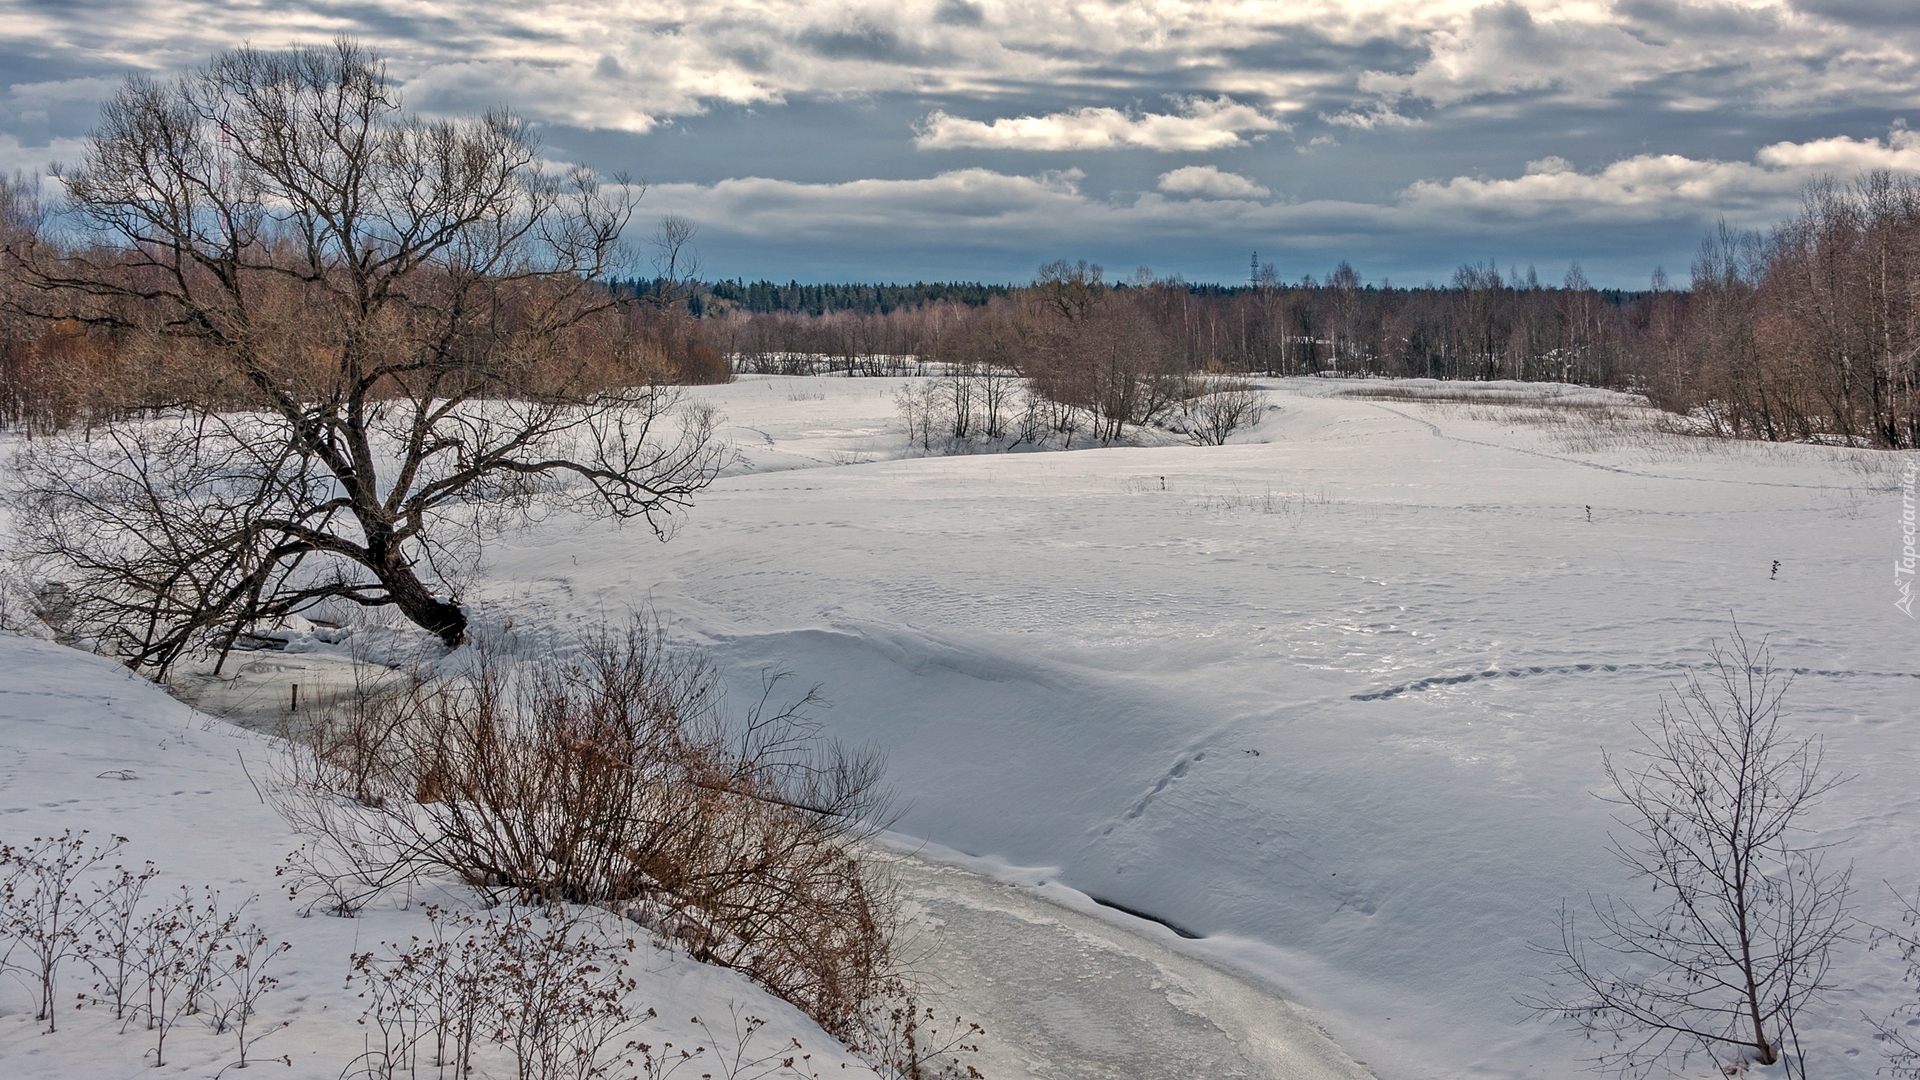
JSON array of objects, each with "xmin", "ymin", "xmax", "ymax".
[{"xmin": 4, "ymin": 0, "xmax": 1919, "ymax": 286}]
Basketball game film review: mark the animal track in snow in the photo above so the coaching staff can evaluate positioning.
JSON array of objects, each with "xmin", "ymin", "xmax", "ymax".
[{"xmin": 1353, "ymin": 661, "xmax": 1920, "ymax": 701}]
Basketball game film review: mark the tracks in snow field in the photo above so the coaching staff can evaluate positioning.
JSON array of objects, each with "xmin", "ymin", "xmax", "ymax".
[
  {"xmin": 1351, "ymin": 661, "xmax": 1920, "ymax": 701},
  {"xmin": 1362, "ymin": 402, "xmax": 1852, "ymax": 490}
]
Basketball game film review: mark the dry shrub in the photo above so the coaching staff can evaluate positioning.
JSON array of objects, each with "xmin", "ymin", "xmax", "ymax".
[
  {"xmin": 274, "ymin": 620, "xmax": 894, "ymax": 1037},
  {"xmin": 134, "ymin": 885, "xmax": 241, "ymax": 1067},
  {"xmin": 846, "ymin": 977, "xmax": 984, "ymax": 1080},
  {"xmin": 0, "ymin": 833, "xmax": 289, "ymax": 1067},
  {"xmin": 0, "ymin": 830, "xmax": 120, "ymax": 1029},
  {"xmin": 1179, "ymin": 374, "xmax": 1267, "ymax": 446},
  {"xmin": 1872, "ymin": 889, "xmax": 1920, "ymax": 1077},
  {"xmin": 347, "ymin": 905, "xmax": 642, "ymax": 1080}
]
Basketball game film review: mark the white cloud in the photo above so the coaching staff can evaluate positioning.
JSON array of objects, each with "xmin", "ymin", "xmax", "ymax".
[
  {"xmin": 1157, "ymin": 165, "xmax": 1270, "ymax": 199},
  {"xmin": 0, "ymin": 133, "xmax": 89, "ymax": 182},
  {"xmin": 1321, "ymin": 104, "xmax": 1418, "ymax": 131},
  {"xmin": 640, "ymin": 168, "xmax": 1101, "ymax": 238},
  {"xmin": 1755, "ymin": 127, "xmax": 1920, "ymax": 171},
  {"xmin": 638, "ymin": 127, "xmax": 1920, "ymax": 254},
  {"xmin": 1353, "ymin": 0, "xmax": 1920, "ymax": 114},
  {"xmin": 1400, "ymin": 130, "xmax": 1920, "ymax": 222},
  {"xmin": 914, "ymin": 98, "xmax": 1285, "ymax": 152},
  {"xmin": 638, "ymin": 167, "xmax": 1361, "ymax": 250}
]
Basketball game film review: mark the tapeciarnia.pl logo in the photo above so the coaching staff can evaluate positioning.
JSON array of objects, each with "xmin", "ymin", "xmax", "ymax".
[{"xmin": 1898, "ymin": 457, "xmax": 1917, "ymax": 618}]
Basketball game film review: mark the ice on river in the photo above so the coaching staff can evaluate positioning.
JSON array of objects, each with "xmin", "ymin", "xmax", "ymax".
[{"xmin": 879, "ymin": 840, "xmax": 1375, "ymax": 1080}]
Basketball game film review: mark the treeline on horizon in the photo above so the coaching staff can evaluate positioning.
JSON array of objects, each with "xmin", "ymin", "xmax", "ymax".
[
  {"xmin": 645, "ymin": 270, "xmax": 1641, "ymax": 317},
  {"xmin": 707, "ymin": 172, "xmax": 1920, "ymax": 450},
  {"xmin": 3, "ymin": 171, "xmax": 1916, "ymax": 450},
  {"xmin": 694, "ymin": 279, "xmax": 1012, "ymax": 316}
]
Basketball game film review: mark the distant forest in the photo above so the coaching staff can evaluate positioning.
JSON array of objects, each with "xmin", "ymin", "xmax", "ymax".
[
  {"xmin": 615, "ymin": 278, "xmax": 1012, "ymax": 316},
  {"xmin": 704, "ymin": 173, "xmax": 1920, "ymax": 450},
  {"xmin": 625, "ymin": 272, "xmax": 1645, "ymax": 319}
]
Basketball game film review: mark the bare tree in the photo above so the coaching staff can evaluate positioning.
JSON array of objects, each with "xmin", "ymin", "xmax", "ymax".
[
  {"xmin": 1031, "ymin": 259, "xmax": 1103, "ymax": 323},
  {"xmin": 1024, "ymin": 288, "xmax": 1181, "ymax": 445},
  {"xmin": 648, "ymin": 213, "xmax": 704, "ymax": 309},
  {"xmin": 1530, "ymin": 627, "xmax": 1852, "ymax": 1077},
  {"xmin": 4, "ymin": 40, "xmax": 724, "ymax": 671}
]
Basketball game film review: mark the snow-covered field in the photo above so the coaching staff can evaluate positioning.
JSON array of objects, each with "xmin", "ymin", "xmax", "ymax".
[
  {"xmin": 3, "ymin": 375, "xmax": 1915, "ymax": 1079},
  {"xmin": 476, "ymin": 376, "xmax": 1916, "ymax": 1079}
]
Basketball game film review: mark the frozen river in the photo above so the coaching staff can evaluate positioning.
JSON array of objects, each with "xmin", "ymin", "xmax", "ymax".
[
  {"xmin": 170, "ymin": 653, "xmax": 1375, "ymax": 1080},
  {"xmin": 880, "ymin": 845, "xmax": 1375, "ymax": 1080}
]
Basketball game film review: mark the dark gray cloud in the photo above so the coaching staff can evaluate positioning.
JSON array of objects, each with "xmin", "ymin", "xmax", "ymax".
[
  {"xmin": 799, "ymin": 24, "xmax": 925, "ymax": 64},
  {"xmin": 933, "ymin": 1, "xmax": 985, "ymax": 28},
  {"xmin": 1789, "ymin": 0, "xmax": 1920, "ymax": 29},
  {"xmin": 1616, "ymin": 0, "xmax": 1784, "ymax": 39}
]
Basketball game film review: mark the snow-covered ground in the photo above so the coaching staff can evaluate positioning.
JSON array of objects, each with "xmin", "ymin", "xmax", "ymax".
[
  {"xmin": 3, "ymin": 375, "xmax": 1914, "ymax": 1079},
  {"xmin": 0, "ymin": 633, "xmax": 882, "ymax": 1078},
  {"xmin": 469, "ymin": 375, "xmax": 1916, "ymax": 1079},
  {"xmin": 0, "ymin": 625, "xmax": 1375, "ymax": 1080}
]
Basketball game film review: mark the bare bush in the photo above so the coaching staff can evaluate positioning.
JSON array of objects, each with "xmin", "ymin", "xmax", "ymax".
[
  {"xmin": 1870, "ymin": 889, "xmax": 1920, "ymax": 1076},
  {"xmin": 348, "ymin": 906, "xmax": 643, "ymax": 1080},
  {"xmin": 78, "ymin": 856, "xmax": 160, "ymax": 1020},
  {"xmin": 0, "ymin": 829, "xmax": 122, "ymax": 1029},
  {"xmin": 273, "ymin": 620, "xmax": 893, "ymax": 1036},
  {"xmin": 1529, "ymin": 628, "xmax": 1852, "ymax": 1077},
  {"xmin": 1179, "ymin": 376, "xmax": 1267, "ymax": 446},
  {"xmin": 135, "ymin": 886, "xmax": 240, "ymax": 1066},
  {"xmin": 491, "ymin": 912, "xmax": 641, "ymax": 1080},
  {"xmin": 0, "ymin": 834, "xmax": 288, "ymax": 1065},
  {"xmin": 895, "ymin": 381, "xmax": 947, "ymax": 453},
  {"xmin": 343, "ymin": 906, "xmax": 846, "ymax": 1080},
  {"xmin": 846, "ymin": 977, "xmax": 984, "ymax": 1080},
  {"xmin": 205, "ymin": 922, "xmax": 292, "ymax": 1068},
  {"xmin": 347, "ymin": 907, "xmax": 493, "ymax": 1079},
  {"xmin": 635, "ymin": 1006, "xmax": 838, "ymax": 1080},
  {"xmin": 1017, "ymin": 388, "xmax": 1082, "ymax": 449}
]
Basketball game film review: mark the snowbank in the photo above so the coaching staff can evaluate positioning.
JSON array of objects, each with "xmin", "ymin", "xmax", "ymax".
[{"xmin": 0, "ymin": 633, "xmax": 875, "ymax": 1078}]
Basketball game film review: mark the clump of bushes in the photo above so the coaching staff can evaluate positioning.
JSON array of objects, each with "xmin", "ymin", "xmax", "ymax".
[{"xmin": 273, "ymin": 620, "xmax": 894, "ymax": 1040}]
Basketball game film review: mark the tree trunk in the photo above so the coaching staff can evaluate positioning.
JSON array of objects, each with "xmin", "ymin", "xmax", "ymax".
[{"xmin": 378, "ymin": 558, "xmax": 466, "ymax": 648}]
